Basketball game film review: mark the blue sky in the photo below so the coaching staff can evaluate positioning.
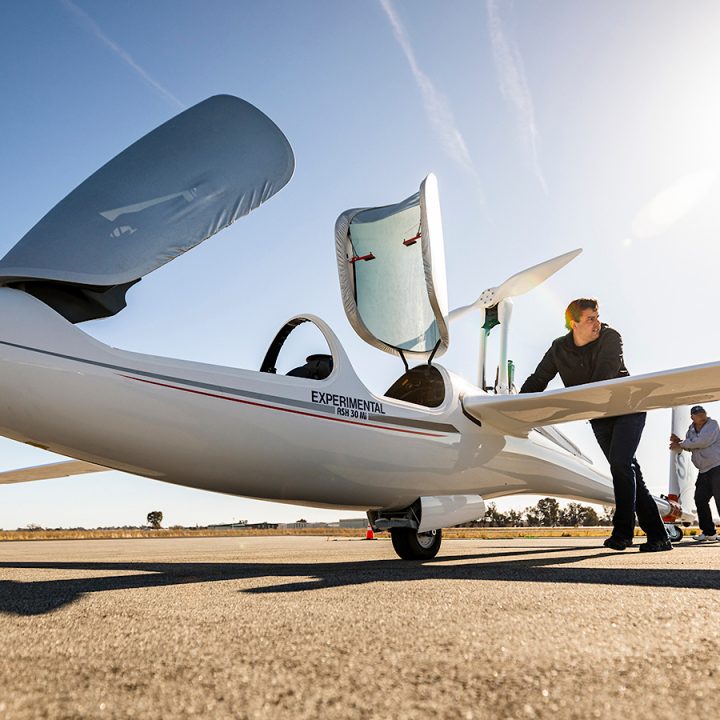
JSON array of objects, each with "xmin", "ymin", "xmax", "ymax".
[{"xmin": 1, "ymin": 0, "xmax": 720, "ymax": 528}]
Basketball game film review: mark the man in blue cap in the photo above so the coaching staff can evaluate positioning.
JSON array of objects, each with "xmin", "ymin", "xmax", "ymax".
[{"xmin": 670, "ymin": 405, "xmax": 720, "ymax": 541}]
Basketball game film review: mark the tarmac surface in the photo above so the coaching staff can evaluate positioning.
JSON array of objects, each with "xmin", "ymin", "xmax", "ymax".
[{"xmin": 1, "ymin": 535, "xmax": 719, "ymax": 720}]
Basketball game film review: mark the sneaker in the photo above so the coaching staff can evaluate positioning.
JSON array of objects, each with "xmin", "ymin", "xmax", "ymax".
[
  {"xmin": 639, "ymin": 539, "xmax": 673, "ymax": 552},
  {"xmin": 692, "ymin": 533, "xmax": 719, "ymax": 542},
  {"xmin": 603, "ymin": 536, "xmax": 633, "ymax": 551}
]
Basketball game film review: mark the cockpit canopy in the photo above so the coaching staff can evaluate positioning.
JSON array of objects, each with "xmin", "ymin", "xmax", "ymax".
[{"xmin": 335, "ymin": 174, "xmax": 449, "ymax": 361}]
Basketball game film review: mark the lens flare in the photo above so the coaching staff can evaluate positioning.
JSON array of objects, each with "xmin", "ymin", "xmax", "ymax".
[{"xmin": 632, "ymin": 169, "xmax": 718, "ymax": 239}]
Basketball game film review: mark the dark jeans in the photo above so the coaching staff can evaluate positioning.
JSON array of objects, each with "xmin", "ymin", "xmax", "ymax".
[
  {"xmin": 590, "ymin": 412, "xmax": 667, "ymax": 543},
  {"xmin": 694, "ymin": 465, "xmax": 720, "ymax": 536}
]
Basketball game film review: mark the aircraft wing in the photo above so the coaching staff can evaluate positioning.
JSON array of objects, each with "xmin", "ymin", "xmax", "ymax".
[
  {"xmin": 462, "ymin": 360, "xmax": 720, "ymax": 436},
  {"xmin": 0, "ymin": 460, "xmax": 108, "ymax": 485}
]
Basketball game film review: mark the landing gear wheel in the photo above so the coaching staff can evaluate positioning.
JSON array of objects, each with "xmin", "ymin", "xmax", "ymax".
[
  {"xmin": 666, "ymin": 524, "xmax": 683, "ymax": 543},
  {"xmin": 390, "ymin": 528, "xmax": 442, "ymax": 560}
]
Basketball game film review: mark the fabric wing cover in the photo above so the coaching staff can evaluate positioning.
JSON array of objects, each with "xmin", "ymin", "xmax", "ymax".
[{"xmin": 0, "ymin": 95, "xmax": 294, "ymax": 320}]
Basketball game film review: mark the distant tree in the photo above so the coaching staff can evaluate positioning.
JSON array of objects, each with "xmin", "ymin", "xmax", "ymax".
[
  {"xmin": 559, "ymin": 502, "xmax": 586, "ymax": 526},
  {"xmin": 505, "ymin": 509, "xmax": 524, "ymax": 527},
  {"xmin": 147, "ymin": 511, "xmax": 163, "ymax": 529},
  {"xmin": 599, "ymin": 506, "xmax": 615, "ymax": 526},
  {"xmin": 297, "ymin": 518, "xmax": 307, "ymax": 524},
  {"xmin": 483, "ymin": 502, "xmax": 510, "ymax": 527},
  {"xmin": 525, "ymin": 506, "xmax": 541, "ymax": 527},
  {"xmin": 535, "ymin": 498, "xmax": 561, "ymax": 526},
  {"xmin": 557, "ymin": 503, "xmax": 601, "ymax": 526},
  {"xmin": 582, "ymin": 507, "xmax": 600, "ymax": 526}
]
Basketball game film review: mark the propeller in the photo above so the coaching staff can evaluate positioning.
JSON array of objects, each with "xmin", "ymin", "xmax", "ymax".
[
  {"xmin": 448, "ymin": 248, "xmax": 582, "ymax": 393},
  {"xmin": 448, "ymin": 248, "xmax": 582, "ymax": 323}
]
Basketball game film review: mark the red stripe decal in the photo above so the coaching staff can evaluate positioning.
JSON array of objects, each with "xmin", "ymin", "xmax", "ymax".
[{"xmin": 118, "ymin": 374, "xmax": 445, "ymax": 437}]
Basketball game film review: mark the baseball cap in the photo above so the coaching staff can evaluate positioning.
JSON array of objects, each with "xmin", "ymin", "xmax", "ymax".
[{"xmin": 690, "ymin": 405, "xmax": 707, "ymax": 415}]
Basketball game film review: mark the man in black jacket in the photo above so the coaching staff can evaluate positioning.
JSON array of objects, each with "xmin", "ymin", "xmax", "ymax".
[{"xmin": 521, "ymin": 298, "xmax": 671, "ymax": 552}]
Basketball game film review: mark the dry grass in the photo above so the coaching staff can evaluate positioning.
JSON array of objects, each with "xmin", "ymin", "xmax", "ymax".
[
  {"xmin": 0, "ymin": 527, "xmax": 370, "ymax": 542},
  {"xmin": 0, "ymin": 526, "xmax": 647, "ymax": 542}
]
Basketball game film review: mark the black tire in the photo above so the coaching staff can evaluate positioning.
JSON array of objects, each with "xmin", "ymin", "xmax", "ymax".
[
  {"xmin": 666, "ymin": 524, "xmax": 684, "ymax": 543},
  {"xmin": 390, "ymin": 528, "xmax": 442, "ymax": 560}
]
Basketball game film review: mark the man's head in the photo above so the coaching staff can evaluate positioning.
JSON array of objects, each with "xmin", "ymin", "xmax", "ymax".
[
  {"xmin": 565, "ymin": 298, "xmax": 600, "ymax": 345},
  {"xmin": 691, "ymin": 405, "xmax": 708, "ymax": 427}
]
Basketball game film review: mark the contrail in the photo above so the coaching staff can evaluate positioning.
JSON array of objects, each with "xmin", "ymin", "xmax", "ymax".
[
  {"xmin": 60, "ymin": 0, "xmax": 185, "ymax": 110},
  {"xmin": 379, "ymin": 0, "xmax": 483, "ymax": 198},
  {"xmin": 486, "ymin": 0, "xmax": 547, "ymax": 193}
]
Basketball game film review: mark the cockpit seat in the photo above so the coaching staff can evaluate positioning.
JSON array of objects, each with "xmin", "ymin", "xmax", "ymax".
[
  {"xmin": 384, "ymin": 365, "xmax": 445, "ymax": 408},
  {"xmin": 287, "ymin": 353, "xmax": 334, "ymax": 380}
]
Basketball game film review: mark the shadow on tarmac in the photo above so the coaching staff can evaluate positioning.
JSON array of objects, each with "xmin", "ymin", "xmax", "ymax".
[{"xmin": 0, "ymin": 542, "xmax": 718, "ymax": 616}]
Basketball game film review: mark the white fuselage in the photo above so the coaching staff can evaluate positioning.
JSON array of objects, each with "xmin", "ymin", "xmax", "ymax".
[{"xmin": 0, "ymin": 287, "xmax": 617, "ymax": 511}]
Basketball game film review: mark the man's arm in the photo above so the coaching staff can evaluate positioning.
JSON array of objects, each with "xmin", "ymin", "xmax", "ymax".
[
  {"xmin": 520, "ymin": 346, "xmax": 558, "ymax": 394},
  {"xmin": 590, "ymin": 329, "xmax": 624, "ymax": 382},
  {"xmin": 680, "ymin": 420, "xmax": 720, "ymax": 450}
]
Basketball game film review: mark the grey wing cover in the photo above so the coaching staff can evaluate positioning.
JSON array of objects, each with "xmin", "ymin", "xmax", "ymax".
[{"xmin": 0, "ymin": 95, "xmax": 294, "ymax": 321}]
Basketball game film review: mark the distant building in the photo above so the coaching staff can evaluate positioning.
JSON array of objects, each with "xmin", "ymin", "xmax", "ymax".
[
  {"xmin": 208, "ymin": 522, "xmax": 278, "ymax": 530},
  {"xmin": 338, "ymin": 518, "xmax": 369, "ymax": 529}
]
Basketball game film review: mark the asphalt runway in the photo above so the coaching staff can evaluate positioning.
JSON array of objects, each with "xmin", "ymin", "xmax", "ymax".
[{"xmin": 1, "ymin": 536, "xmax": 719, "ymax": 720}]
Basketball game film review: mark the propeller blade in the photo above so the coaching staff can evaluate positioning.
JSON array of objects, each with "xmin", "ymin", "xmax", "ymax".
[
  {"xmin": 494, "ymin": 248, "xmax": 582, "ymax": 302},
  {"xmin": 447, "ymin": 302, "xmax": 476, "ymax": 322},
  {"xmin": 448, "ymin": 248, "xmax": 582, "ymax": 321}
]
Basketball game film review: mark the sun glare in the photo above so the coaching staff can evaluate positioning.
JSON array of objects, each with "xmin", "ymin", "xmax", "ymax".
[{"xmin": 631, "ymin": 168, "xmax": 718, "ymax": 239}]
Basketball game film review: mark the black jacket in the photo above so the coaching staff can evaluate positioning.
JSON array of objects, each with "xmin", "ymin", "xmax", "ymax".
[{"xmin": 520, "ymin": 323, "xmax": 629, "ymax": 393}]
